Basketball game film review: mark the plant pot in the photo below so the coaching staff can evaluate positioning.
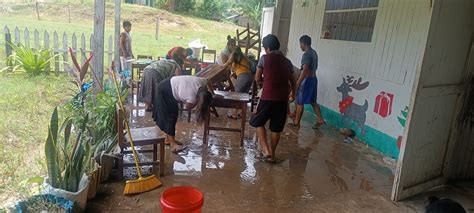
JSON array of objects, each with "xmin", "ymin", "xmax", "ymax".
[
  {"xmin": 99, "ymin": 152, "xmax": 118, "ymax": 183},
  {"xmin": 15, "ymin": 194, "xmax": 80, "ymax": 213},
  {"xmin": 43, "ymin": 174, "xmax": 90, "ymax": 210},
  {"xmin": 87, "ymin": 163, "xmax": 102, "ymax": 201}
]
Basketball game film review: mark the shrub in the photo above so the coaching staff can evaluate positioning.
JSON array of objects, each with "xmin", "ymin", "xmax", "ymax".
[
  {"xmin": 6, "ymin": 43, "xmax": 55, "ymax": 76},
  {"xmin": 174, "ymin": 0, "xmax": 196, "ymax": 13}
]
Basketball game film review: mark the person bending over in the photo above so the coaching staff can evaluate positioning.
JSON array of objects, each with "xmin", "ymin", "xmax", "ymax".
[
  {"xmin": 139, "ymin": 59, "xmax": 182, "ymax": 111},
  {"xmin": 153, "ymin": 75, "xmax": 214, "ymax": 154}
]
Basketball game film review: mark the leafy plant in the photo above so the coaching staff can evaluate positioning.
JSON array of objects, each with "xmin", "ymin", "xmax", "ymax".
[
  {"xmin": 174, "ymin": 0, "xmax": 196, "ymax": 12},
  {"xmin": 6, "ymin": 43, "xmax": 55, "ymax": 76},
  {"xmin": 15, "ymin": 194, "xmax": 77, "ymax": 213},
  {"xmin": 237, "ymin": 0, "xmax": 263, "ymax": 29},
  {"xmin": 197, "ymin": 0, "xmax": 222, "ymax": 20},
  {"xmin": 45, "ymin": 107, "xmax": 92, "ymax": 192}
]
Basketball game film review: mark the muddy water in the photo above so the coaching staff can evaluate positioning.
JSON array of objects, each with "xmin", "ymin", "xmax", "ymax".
[{"xmin": 86, "ymin": 99, "xmax": 413, "ymax": 212}]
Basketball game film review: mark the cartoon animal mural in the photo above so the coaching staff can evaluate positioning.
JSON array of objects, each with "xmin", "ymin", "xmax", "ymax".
[
  {"xmin": 396, "ymin": 106, "xmax": 409, "ymax": 149},
  {"xmin": 337, "ymin": 76, "xmax": 370, "ymax": 135}
]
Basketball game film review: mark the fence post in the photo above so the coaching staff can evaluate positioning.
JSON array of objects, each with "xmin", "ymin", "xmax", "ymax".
[
  {"xmin": 34, "ymin": 29, "xmax": 40, "ymax": 50},
  {"xmin": 4, "ymin": 26, "xmax": 12, "ymax": 59},
  {"xmin": 81, "ymin": 33, "xmax": 86, "ymax": 65},
  {"xmin": 36, "ymin": 2, "xmax": 40, "ymax": 21},
  {"xmin": 53, "ymin": 31, "xmax": 59, "ymax": 75},
  {"xmin": 63, "ymin": 32, "xmax": 68, "ymax": 72},
  {"xmin": 92, "ymin": 0, "xmax": 106, "ymax": 89},
  {"xmin": 72, "ymin": 33, "xmax": 77, "ymax": 58},
  {"xmin": 155, "ymin": 16, "xmax": 160, "ymax": 40},
  {"xmin": 14, "ymin": 27, "xmax": 20, "ymax": 45},
  {"xmin": 44, "ymin": 31, "xmax": 50, "ymax": 74},
  {"xmin": 24, "ymin": 28, "xmax": 30, "ymax": 48}
]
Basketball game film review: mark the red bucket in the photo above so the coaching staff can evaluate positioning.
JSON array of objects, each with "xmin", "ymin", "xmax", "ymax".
[{"xmin": 160, "ymin": 186, "xmax": 204, "ymax": 213}]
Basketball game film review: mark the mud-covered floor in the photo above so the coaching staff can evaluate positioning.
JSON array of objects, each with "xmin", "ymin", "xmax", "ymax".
[{"xmin": 85, "ymin": 98, "xmax": 472, "ymax": 212}]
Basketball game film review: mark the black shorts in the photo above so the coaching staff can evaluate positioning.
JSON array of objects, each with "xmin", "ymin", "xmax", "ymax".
[{"xmin": 250, "ymin": 100, "xmax": 288, "ymax": 133}]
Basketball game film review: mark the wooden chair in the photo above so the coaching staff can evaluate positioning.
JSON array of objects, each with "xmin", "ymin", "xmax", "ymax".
[
  {"xmin": 116, "ymin": 104, "xmax": 165, "ymax": 178},
  {"xmin": 201, "ymin": 48, "xmax": 217, "ymax": 63}
]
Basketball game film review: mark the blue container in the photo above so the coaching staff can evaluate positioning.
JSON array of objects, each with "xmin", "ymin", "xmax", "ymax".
[{"xmin": 15, "ymin": 194, "xmax": 79, "ymax": 213}]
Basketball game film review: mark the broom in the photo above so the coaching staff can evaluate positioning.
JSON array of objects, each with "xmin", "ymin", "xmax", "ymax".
[{"xmin": 110, "ymin": 69, "xmax": 162, "ymax": 195}]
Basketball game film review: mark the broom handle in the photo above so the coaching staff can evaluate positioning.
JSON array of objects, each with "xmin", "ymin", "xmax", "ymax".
[{"xmin": 111, "ymin": 71, "xmax": 143, "ymax": 178}]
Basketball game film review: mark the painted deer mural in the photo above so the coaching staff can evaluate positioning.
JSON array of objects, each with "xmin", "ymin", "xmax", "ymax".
[{"xmin": 337, "ymin": 76, "xmax": 370, "ymax": 135}]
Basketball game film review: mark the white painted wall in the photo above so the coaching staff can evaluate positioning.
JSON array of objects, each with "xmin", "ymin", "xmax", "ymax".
[{"xmin": 286, "ymin": 0, "xmax": 432, "ymax": 144}]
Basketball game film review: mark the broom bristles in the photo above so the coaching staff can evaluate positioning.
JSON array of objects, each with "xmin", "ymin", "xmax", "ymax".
[{"xmin": 123, "ymin": 175, "xmax": 162, "ymax": 195}]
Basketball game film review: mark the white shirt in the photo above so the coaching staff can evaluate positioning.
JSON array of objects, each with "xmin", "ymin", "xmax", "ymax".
[{"xmin": 170, "ymin": 76, "xmax": 208, "ymax": 104}]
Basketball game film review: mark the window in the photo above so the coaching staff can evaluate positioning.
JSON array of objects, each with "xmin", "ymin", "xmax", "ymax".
[{"xmin": 321, "ymin": 0, "xmax": 379, "ymax": 42}]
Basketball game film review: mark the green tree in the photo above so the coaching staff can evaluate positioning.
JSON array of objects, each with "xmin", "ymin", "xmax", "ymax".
[
  {"xmin": 237, "ymin": 0, "xmax": 264, "ymax": 29},
  {"xmin": 175, "ymin": 0, "xmax": 196, "ymax": 12}
]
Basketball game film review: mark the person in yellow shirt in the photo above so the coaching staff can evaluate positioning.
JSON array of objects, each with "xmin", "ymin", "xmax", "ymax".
[{"xmin": 228, "ymin": 47, "xmax": 253, "ymax": 119}]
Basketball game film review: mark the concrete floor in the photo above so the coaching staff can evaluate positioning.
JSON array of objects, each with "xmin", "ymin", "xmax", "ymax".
[{"xmin": 86, "ymin": 99, "xmax": 474, "ymax": 212}]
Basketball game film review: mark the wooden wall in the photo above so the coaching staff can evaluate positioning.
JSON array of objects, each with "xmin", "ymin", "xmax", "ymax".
[{"xmin": 285, "ymin": 0, "xmax": 432, "ymax": 157}]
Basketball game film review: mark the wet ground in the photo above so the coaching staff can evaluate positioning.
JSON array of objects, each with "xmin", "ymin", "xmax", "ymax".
[{"xmin": 86, "ymin": 97, "xmax": 473, "ymax": 212}]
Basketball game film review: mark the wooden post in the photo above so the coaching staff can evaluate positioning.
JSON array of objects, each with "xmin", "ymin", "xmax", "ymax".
[
  {"xmin": 62, "ymin": 32, "xmax": 68, "ymax": 72},
  {"xmin": 4, "ymin": 26, "xmax": 12, "ymax": 58},
  {"xmin": 92, "ymin": 0, "xmax": 106, "ymax": 89},
  {"xmin": 72, "ymin": 33, "xmax": 77, "ymax": 58},
  {"xmin": 155, "ymin": 16, "xmax": 160, "ymax": 40},
  {"xmin": 81, "ymin": 33, "xmax": 86, "ymax": 65},
  {"xmin": 24, "ymin": 28, "xmax": 30, "ymax": 48},
  {"xmin": 35, "ymin": 2, "xmax": 40, "ymax": 21},
  {"xmin": 44, "ymin": 31, "xmax": 50, "ymax": 73},
  {"xmin": 33, "ymin": 29, "xmax": 39, "ymax": 50},
  {"xmin": 114, "ymin": 0, "xmax": 121, "ymax": 72},
  {"xmin": 14, "ymin": 27, "xmax": 20, "ymax": 45},
  {"xmin": 53, "ymin": 31, "xmax": 59, "ymax": 75}
]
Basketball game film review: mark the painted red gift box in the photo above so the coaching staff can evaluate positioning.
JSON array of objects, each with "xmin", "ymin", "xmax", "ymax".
[{"xmin": 374, "ymin": 92, "xmax": 394, "ymax": 118}]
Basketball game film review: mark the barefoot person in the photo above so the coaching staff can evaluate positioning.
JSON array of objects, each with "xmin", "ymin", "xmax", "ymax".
[
  {"xmin": 119, "ymin": 21, "xmax": 133, "ymax": 74},
  {"xmin": 139, "ymin": 59, "xmax": 182, "ymax": 111},
  {"xmin": 292, "ymin": 35, "xmax": 325, "ymax": 128},
  {"xmin": 153, "ymin": 75, "xmax": 214, "ymax": 153},
  {"xmin": 250, "ymin": 34, "xmax": 296, "ymax": 162}
]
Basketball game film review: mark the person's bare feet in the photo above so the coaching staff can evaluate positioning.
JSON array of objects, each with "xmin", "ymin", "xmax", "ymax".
[
  {"xmin": 165, "ymin": 140, "xmax": 183, "ymax": 146},
  {"xmin": 171, "ymin": 144, "xmax": 187, "ymax": 154}
]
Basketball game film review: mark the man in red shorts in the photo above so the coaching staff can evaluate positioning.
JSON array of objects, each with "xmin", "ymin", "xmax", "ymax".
[{"xmin": 250, "ymin": 34, "xmax": 297, "ymax": 163}]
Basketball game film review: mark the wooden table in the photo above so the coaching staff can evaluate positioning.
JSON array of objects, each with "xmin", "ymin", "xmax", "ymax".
[
  {"xmin": 130, "ymin": 58, "xmax": 153, "ymax": 81},
  {"xmin": 203, "ymin": 91, "xmax": 251, "ymax": 147}
]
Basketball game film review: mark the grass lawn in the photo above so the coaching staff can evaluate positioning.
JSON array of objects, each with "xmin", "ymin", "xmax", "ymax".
[
  {"xmin": 0, "ymin": 73, "xmax": 73, "ymax": 206},
  {"xmin": 0, "ymin": 2, "xmax": 240, "ymax": 207}
]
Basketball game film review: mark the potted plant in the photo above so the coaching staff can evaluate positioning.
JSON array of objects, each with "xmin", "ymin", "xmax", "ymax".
[
  {"xmin": 43, "ymin": 107, "xmax": 91, "ymax": 210},
  {"xmin": 15, "ymin": 194, "xmax": 79, "ymax": 213}
]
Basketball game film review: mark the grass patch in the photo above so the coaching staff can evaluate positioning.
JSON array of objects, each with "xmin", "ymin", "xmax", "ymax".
[{"xmin": 0, "ymin": 73, "xmax": 73, "ymax": 206}]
